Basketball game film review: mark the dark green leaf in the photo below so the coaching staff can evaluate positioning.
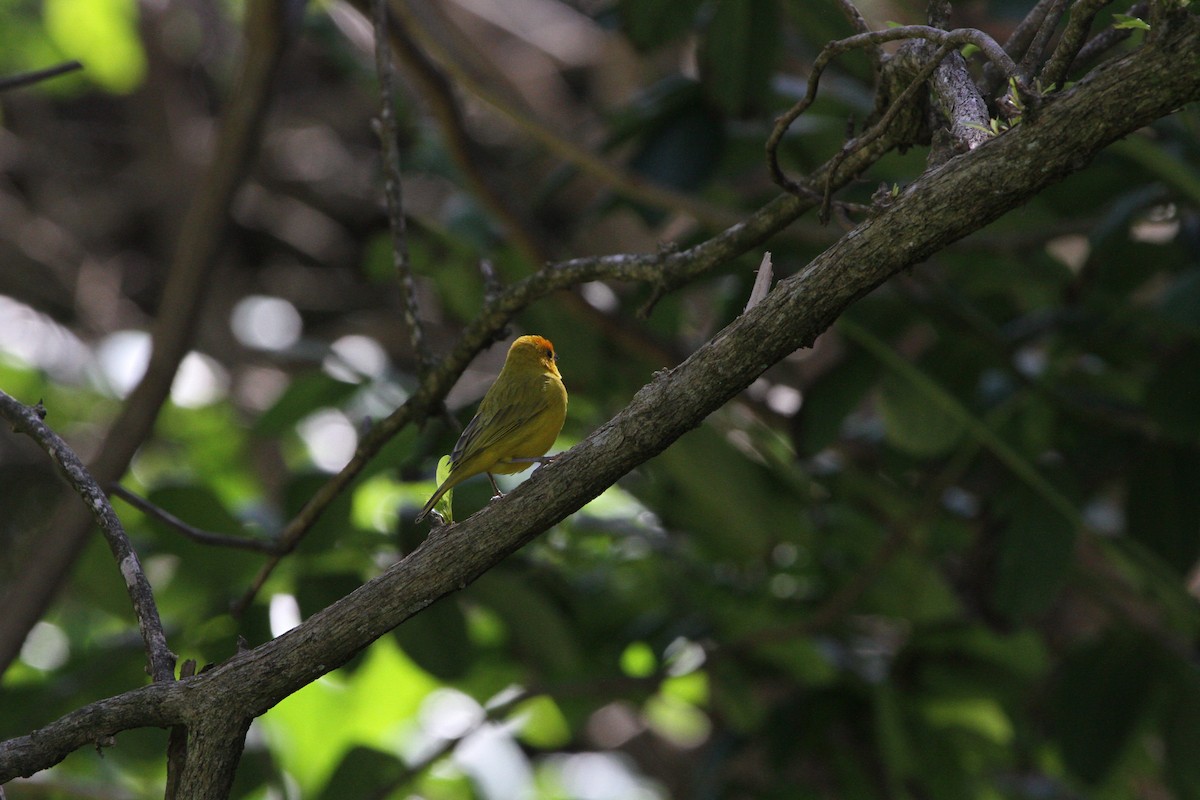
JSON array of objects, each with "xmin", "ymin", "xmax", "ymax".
[
  {"xmin": 392, "ymin": 596, "xmax": 475, "ymax": 680},
  {"xmin": 1126, "ymin": 445, "xmax": 1200, "ymax": 574},
  {"xmin": 1164, "ymin": 668, "xmax": 1200, "ymax": 800},
  {"xmin": 698, "ymin": 0, "xmax": 780, "ymax": 116},
  {"xmin": 1145, "ymin": 349, "xmax": 1200, "ymax": 443},
  {"xmin": 991, "ymin": 495, "xmax": 1075, "ymax": 620},
  {"xmin": 317, "ymin": 746, "xmax": 406, "ymax": 800},
  {"xmin": 617, "ymin": 0, "xmax": 705, "ymax": 50},
  {"xmin": 794, "ymin": 345, "xmax": 879, "ymax": 456},
  {"xmin": 1052, "ymin": 633, "xmax": 1160, "ymax": 785}
]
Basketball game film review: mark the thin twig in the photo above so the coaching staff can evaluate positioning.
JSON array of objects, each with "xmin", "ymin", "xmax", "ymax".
[
  {"xmin": 821, "ymin": 41, "xmax": 957, "ymax": 222},
  {"xmin": 372, "ymin": 0, "xmax": 429, "ymax": 373},
  {"xmin": 0, "ymin": 60, "xmax": 84, "ymax": 92},
  {"xmin": 1072, "ymin": 1, "xmax": 1147, "ymax": 71},
  {"xmin": 110, "ymin": 486, "xmax": 281, "ymax": 554},
  {"xmin": 1017, "ymin": 0, "xmax": 1069, "ymax": 82},
  {"xmin": 982, "ymin": 0, "xmax": 1060, "ymax": 94},
  {"xmin": 1005, "ymin": 0, "xmax": 1061, "ymax": 58},
  {"xmin": 367, "ymin": 0, "xmax": 704, "ymax": 367},
  {"xmin": 1042, "ymin": 0, "xmax": 1117, "ymax": 88},
  {"xmin": 0, "ymin": 392, "xmax": 176, "ymax": 684},
  {"xmin": 766, "ymin": 25, "xmax": 1019, "ymax": 197},
  {"xmin": 834, "ymin": 0, "xmax": 882, "ymax": 74}
]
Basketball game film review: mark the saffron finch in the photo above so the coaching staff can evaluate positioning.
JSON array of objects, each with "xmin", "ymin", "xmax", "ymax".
[{"xmin": 416, "ymin": 335, "xmax": 567, "ymax": 522}]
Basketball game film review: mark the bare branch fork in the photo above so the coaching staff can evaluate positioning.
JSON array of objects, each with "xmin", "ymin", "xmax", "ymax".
[
  {"xmin": 0, "ymin": 392, "xmax": 176, "ymax": 684},
  {"xmin": 766, "ymin": 25, "xmax": 1022, "ymax": 197},
  {"xmin": 4, "ymin": 12, "xmax": 1198, "ymax": 791}
]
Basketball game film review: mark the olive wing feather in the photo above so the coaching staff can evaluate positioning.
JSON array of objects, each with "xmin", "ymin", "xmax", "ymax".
[{"xmin": 451, "ymin": 374, "xmax": 552, "ymax": 468}]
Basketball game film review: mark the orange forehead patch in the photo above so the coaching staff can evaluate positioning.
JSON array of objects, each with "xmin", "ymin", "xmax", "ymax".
[{"xmin": 515, "ymin": 334, "xmax": 555, "ymax": 355}]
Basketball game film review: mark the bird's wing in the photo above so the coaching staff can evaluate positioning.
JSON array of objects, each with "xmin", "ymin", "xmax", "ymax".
[{"xmin": 451, "ymin": 376, "xmax": 551, "ymax": 468}]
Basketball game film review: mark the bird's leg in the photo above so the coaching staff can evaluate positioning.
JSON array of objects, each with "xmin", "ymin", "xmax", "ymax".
[{"xmin": 486, "ymin": 472, "xmax": 504, "ymax": 499}]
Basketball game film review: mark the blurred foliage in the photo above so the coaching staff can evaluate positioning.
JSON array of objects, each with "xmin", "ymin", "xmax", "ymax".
[{"xmin": 1, "ymin": 0, "xmax": 1199, "ymax": 799}]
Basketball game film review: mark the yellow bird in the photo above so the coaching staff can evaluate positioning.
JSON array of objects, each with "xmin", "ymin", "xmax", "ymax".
[{"xmin": 415, "ymin": 335, "xmax": 567, "ymax": 523}]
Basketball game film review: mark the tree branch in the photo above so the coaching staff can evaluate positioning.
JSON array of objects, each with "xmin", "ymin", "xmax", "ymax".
[
  {"xmin": 0, "ymin": 683, "xmax": 182, "ymax": 780},
  {"xmin": 1017, "ymin": 0, "xmax": 1070, "ymax": 82},
  {"xmin": 0, "ymin": 60, "xmax": 83, "ymax": 93},
  {"xmin": 372, "ymin": 0, "xmax": 428, "ymax": 372},
  {"xmin": 766, "ymin": 25, "xmax": 1020, "ymax": 197},
  {"xmin": 174, "ymin": 714, "xmax": 251, "ymax": 799},
  {"xmin": 110, "ymin": 486, "xmax": 281, "ymax": 554},
  {"xmin": 1042, "ymin": 0, "xmax": 1115, "ymax": 88},
  {"xmin": 0, "ymin": 392, "xmax": 176, "ymax": 684}
]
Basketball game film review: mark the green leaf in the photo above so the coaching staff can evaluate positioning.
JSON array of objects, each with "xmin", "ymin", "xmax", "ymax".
[
  {"xmin": 45, "ymin": 0, "xmax": 146, "ymax": 93},
  {"xmin": 620, "ymin": 641, "xmax": 658, "ymax": 678},
  {"xmin": 392, "ymin": 595, "xmax": 475, "ymax": 680},
  {"xmin": 698, "ymin": 0, "xmax": 781, "ymax": 115},
  {"xmin": 628, "ymin": 101, "xmax": 725, "ymax": 196},
  {"xmin": 430, "ymin": 454, "xmax": 454, "ymax": 524},
  {"xmin": 794, "ymin": 345, "xmax": 879, "ymax": 456},
  {"xmin": 1164, "ymin": 669, "xmax": 1200, "ymax": 800},
  {"xmin": 1052, "ymin": 632, "xmax": 1160, "ymax": 785},
  {"xmin": 840, "ymin": 318, "xmax": 1081, "ymax": 527},
  {"xmin": 1159, "ymin": 269, "xmax": 1200, "ymax": 334},
  {"xmin": 317, "ymin": 747, "xmax": 405, "ymax": 800},
  {"xmin": 1145, "ymin": 349, "xmax": 1200, "ymax": 443},
  {"xmin": 472, "ymin": 571, "xmax": 583, "ymax": 679},
  {"xmin": 1126, "ymin": 445, "xmax": 1200, "ymax": 574},
  {"xmin": 511, "ymin": 695, "xmax": 572, "ymax": 749},
  {"xmin": 877, "ymin": 371, "xmax": 966, "ymax": 458},
  {"xmin": 991, "ymin": 494, "xmax": 1075, "ymax": 620},
  {"xmin": 1113, "ymin": 13, "xmax": 1151, "ymax": 30},
  {"xmin": 617, "ymin": 0, "xmax": 705, "ymax": 50}
]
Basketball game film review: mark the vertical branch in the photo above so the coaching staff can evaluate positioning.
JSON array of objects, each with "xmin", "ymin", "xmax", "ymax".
[
  {"xmin": 173, "ymin": 713, "xmax": 252, "ymax": 799},
  {"xmin": 373, "ymin": 0, "xmax": 429, "ymax": 372},
  {"xmin": 982, "ymin": 0, "xmax": 1059, "ymax": 93},
  {"xmin": 1042, "ymin": 0, "xmax": 1115, "ymax": 88},
  {"xmin": 1017, "ymin": 0, "xmax": 1070, "ymax": 82}
]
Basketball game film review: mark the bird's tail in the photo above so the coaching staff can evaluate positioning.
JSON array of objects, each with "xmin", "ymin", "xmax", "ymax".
[{"xmin": 414, "ymin": 484, "xmax": 448, "ymax": 523}]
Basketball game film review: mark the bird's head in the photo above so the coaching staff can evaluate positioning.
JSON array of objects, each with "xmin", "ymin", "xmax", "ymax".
[{"xmin": 507, "ymin": 335, "xmax": 560, "ymax": 377}]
